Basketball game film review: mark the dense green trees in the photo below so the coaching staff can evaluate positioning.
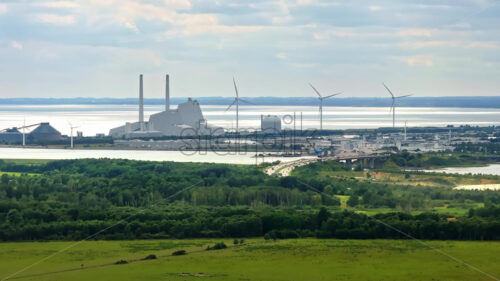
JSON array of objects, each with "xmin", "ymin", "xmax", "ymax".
[
  {"xmin": 386, "ymin": 150, "xmax": 497, "ymax": 169},
  {"xmin": 0, "ymin": 159, "xmax": 498, "ymax": 241}
]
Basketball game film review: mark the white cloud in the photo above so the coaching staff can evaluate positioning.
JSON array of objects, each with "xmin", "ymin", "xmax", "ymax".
[
  {"xmin": 276, "ymin": 52, "xmax": 287, "ymax": 59},
  {"xmin": 38, "ymin": 1, "xmax": 80, "ymax": 9},
  {"xmin": 406, "ymin": 55, "xmax": 433, "ymax": 67},
  {"xmin": 277, "ymin": 0, "xmax": 289, "ymax": 14},
  {"xmin": 272, "ymin": 0, "xmax": 292, "ymax": 25},
  {"xmin": 0, "ymin": 3, "xmax": 7, "ymax": 14},
  {"xmin": 397, "ymin": 29, "xmax": 433, "ymax": 37},
  {"xmin": 83, "ymin": 0, "xmax": 261, "ymax": 36},
  {"xmin": 369, "ymin": 5, "xmax": 381, "ymax": 11},
  {"xmin": 164, "ymin": 0, "xmax": 192, "ymax": 9},
  {"xmin": 37, "ymin": 14, "xmax": 76, "ymax": 24},
  {"xmin": 296, "ymin": 0, "xmax": 313, "ymax": 5},
  {"xmin": 272, "ymin": 15, "xmax": 292, "ymax": 24},
  {"xmin": 295, "ymin": 0, "xmax": 339, "ymax": 7},
  {"xmin": 313, "ymin": 30, "xmax": 355, "ymax": 40},
  {"xmin": 466, "ymin": 41, "xmax": 499, "ymax": 49},
  {"xmin": 400, "ymin": 40, "xmax": 460, "ymax": 49},
  {"xmin": 11, "ymin": 41, "xmax": 23, "ymax": 50}
]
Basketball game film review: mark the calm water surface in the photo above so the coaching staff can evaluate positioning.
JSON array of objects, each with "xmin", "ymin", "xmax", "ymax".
[
  {"xmin": 0, "ymin": 104, "xmax": 499, "ymax": 136},
  {"xmin": 423, "ymin": 164, "xmax": 500, "ymax": 176},
  {"xmin": 0, "ymin": 148, "xmax": 311, "ymax": 165}
]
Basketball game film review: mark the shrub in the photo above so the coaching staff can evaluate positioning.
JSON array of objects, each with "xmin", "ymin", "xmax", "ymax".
[
  {"xmin": 206, "ymin": 242, "xmax": 227, "ymax": 251},
  {"xmin": 172, "ymin": 250, "xmax": 187, "ymax": 256},
  {"xmin": 141, "ymin": 254, "xmax": 157, "ymax": 260},
  {"xmin": 264, "ymin": 229, "xmax": 300, "ymax": 240}
]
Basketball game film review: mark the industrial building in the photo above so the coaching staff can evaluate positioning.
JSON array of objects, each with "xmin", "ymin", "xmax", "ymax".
[
  {"xmin": 261, "ymin": 115, "xmax": 281, "ymax": 133},
  {"xmin": 0, "ymin": 122, "xmax": 62, "ymax": 144},
  {"xmin": 28, "ymin": 123, "xmax": 62, "ymax": 141},
  {"xmin": 0, "ymin": 128, "xmax": 23, "ymax": 143},
  {"xmin": 109, "ymin": 74, "xmax": 223, "ymax": 138}
]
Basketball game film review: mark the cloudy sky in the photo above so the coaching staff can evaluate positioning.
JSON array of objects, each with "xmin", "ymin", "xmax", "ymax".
[{"xmin": 0, "ymin": 0, "xmax": 499, "ymax": 98}]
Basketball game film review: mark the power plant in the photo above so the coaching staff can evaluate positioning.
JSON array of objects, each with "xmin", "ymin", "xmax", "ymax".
[
  {"xmin": 0, "ymin": 77, "xmax": 423, "ymax": 146},
  {"xmin": 109, "ymin": 74, "xmax": 223, "ymax": 138}
]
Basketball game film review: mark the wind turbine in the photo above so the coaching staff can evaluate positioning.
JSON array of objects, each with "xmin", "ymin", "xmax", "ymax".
[
  {"xmin": 226, "ymin": 77, "xmax": 254, "ymax": 134},
  {"xmin": 309, "ymin": 83, "xmax": 341, "ymax": 130},
  {"xmin": 68, "ymin": 121, "xmax": 79, "ymax": 149},
  {"xmin": 22, "ymin": 116, "xmax": 26, "ymax": 147},
  {"xmin": 383, "ymin": 83, "xmax": 412, "ymax": 128}
]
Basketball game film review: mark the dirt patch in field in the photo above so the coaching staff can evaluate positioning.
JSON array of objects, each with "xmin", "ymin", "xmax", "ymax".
[{"xmin": 166, "ymin": 272, "xmax": 217, "ymax": 277}]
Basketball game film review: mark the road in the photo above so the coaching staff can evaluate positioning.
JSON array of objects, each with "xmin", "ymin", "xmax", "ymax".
[{"xmin": 264, "ymin": 157, "xmax": 317, "ymax": 176}]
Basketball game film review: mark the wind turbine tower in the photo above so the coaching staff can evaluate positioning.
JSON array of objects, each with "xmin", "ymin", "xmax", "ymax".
[
  {"xmin": 309, "ymin": 83, "xmax": 341, "ymax": 130},
  {"xmin": 404, "ymin": 120, "xmax": 408, "ymax": 141},
  {"xmin": 226, "ymin": 77, "xmax": 254, "ymax": 133},
  {"xmin": 383, "ymin": 83, "xmax": 412, "ymax": 128},
  {"xmin": 22, "ymin": 117, "xmax": 26, "ymax": 147},
  {"xmin": 68, "ymin": 121, "xmax": 79, "ymax": 149}
]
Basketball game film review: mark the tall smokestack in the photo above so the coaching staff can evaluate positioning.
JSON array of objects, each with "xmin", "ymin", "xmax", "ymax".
[
  {"xmin": 165, "ymin": 74, "xmax": 170, "ymax": 111},
  {"xmin": 139, "ymin": 74, "xmax": 144, "ymax": 131}
]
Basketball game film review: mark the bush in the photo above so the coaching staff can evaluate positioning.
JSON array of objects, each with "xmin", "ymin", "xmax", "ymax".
[
  {"xmin": 206, "ymin": 242, "xmax": 227, "ymax": 251},
  {"xmin": 141, "ymin": 254, "xmax": 157, "ymax": 260},
  {"xmin": 115, "ymin": 260, "xmax": 128, "ymax": 264},
  {"xmin": 264, "ymin": 229, "xmax": 300, "ymax": 240},
  {"xmin": 347, "ymin": 194, "xmax": 359, "ymax": 207},
  {"xmin": 172, "ymin": 250, "xmax": 187, "ymax": 256}
]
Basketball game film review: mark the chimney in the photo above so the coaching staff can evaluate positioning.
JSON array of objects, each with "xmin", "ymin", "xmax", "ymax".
[
  {"xmin": 139, "ymin": 74, "xmax": 144, "ymax": 131},
  {"xmin": 165, "ymin": 74, "xmax": 170, "ymax": 111}
]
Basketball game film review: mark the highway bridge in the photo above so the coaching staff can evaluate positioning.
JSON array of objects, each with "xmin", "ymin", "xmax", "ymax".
[{"xmin": 265, "ymin": 153, "xmax": 391, "ymax": 177}]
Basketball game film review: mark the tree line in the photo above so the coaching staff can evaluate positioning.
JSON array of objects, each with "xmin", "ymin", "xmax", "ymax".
[{"xmin": 0, "ymin": 159, "xmax": 499, "ymax": 241}]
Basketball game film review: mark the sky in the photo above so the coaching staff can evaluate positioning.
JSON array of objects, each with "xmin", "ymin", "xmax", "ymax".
[{"xmin": 0, "ymin": 0, "xmax": 499, "ymax": 98}]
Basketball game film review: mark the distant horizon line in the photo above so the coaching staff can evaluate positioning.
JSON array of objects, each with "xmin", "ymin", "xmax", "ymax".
[
  {"xmin": 1, "ymin": 96, "xmax": 499, "ymax": 108},
  {"xmin": 1, "ymin": 96, "xmax": 499, "ymax": 100}
]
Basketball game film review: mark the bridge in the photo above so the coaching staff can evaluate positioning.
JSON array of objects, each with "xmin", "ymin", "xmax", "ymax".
[
  {"xmin": 265, "ymin": 152, "xmax": 391, "ymax": 177},
  {"xmin": 321, "ymin": 153, "xmax": 391, "ymax": 170}
]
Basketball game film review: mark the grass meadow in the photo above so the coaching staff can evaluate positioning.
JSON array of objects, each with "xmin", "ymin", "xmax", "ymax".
[{"xmin": 0, "ymin": 239, "xmax": 499, "ymax": 281}]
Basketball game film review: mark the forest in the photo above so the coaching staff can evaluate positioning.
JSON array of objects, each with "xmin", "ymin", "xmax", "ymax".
[{"xmin": 0, "ymin": 158, "xmax": 499, "ymax": 241}]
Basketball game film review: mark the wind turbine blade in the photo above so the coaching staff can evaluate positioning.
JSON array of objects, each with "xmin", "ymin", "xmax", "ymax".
[
  {"xmin": 238, "ymin": 98, "xmax": 256, "ymax": 105},
  {"xmin": 389, "ymin": 100, "xmax": 395, "ymax": 112},
  {"xmin": 396, "ymin": 94, "xmax": 413, "ymax": 99},
  {"xmin": 382, "ymin": 83, "xmax": 394, "ymax": 98},
  {"xmin": 323, "ymin": 92, "xmax": 341, "ymax": 99},
  {"xmin": 225, "ymin": 99, "xmax": 237, "ymax": 111},
  {"xmin": 309, "ymin": 83, "xmax": 322, "ymax": 98},
  {"xmin": 233, "ymin": 77, "xmax": 239, "ymax": 98}
]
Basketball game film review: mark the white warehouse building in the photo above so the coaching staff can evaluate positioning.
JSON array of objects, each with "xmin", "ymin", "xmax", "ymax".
[
  {"xmin": 261, "ymin": 114, "xmax": 281, "ymax": 133},
  {"xmin": 109, "ymin": 74, "xmax": 223, "ymax": 138}
]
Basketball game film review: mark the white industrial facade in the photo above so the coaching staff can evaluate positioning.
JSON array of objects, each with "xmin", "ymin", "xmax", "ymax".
[
  {"xmin": 109, "ymin": 75, "xmax": 222, "ymax": 138},
  {"xmin": 261, "ymin": 115, "xmax": 281, "ymax": 133}
]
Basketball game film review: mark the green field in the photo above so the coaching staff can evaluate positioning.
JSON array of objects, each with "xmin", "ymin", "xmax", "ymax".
[{"xmin": 1, "ymin": 239, "xmax": 499, "ymax": 281}]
